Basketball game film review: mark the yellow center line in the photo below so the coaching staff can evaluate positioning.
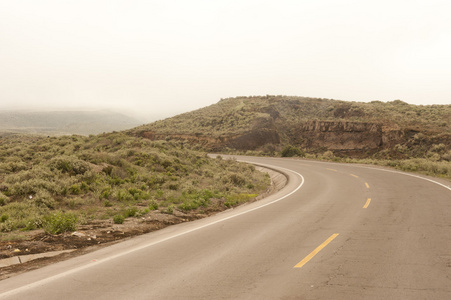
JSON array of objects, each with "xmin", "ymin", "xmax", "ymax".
[
  {"xmin": 326, "ymin": 168, "xmax": 337, "ymax": 172},
  {"xmin": 363, "ymin": 198, "xmax": 371, "ymax": 208},
  {"xmin": 365, "ymin": 182, "xmax": 370, "ymax": 189},
  {"xmin": 294, "ymin": 233, "xmax": 339, "ymax": 268},
  {"xmin": 350, "ymin": 174, "xmax": 359, "ymax": 178}
]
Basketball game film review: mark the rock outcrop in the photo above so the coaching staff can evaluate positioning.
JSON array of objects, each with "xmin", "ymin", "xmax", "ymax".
[{"xmin": 297, "ymin": 120, "xmax": 404, "ymax": 151}]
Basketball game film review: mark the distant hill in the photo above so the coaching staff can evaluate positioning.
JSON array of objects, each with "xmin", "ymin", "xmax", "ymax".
[
  {"xmin": 0, "ymin": 110, "xmax": 142, "ymax": 136},
  {"xmin": 130, "ymin": 96, "xmax": 451, "ymax": 159}
]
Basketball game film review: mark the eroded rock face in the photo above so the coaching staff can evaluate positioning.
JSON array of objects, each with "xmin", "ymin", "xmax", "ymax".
[
  {"xmin": 298, "ymin": 120, "xmax": 404, "ymax": 151},
  {"xmin": 298, "ymin": 121, "xmax": 382, "ymax": 150},
  {"xmin": 226, "ymin": 129, "xmax": 280, "ymax": 150},
  {"xmin": 138, "ymin": 120, "xmax": 406, "ymax": 152}
]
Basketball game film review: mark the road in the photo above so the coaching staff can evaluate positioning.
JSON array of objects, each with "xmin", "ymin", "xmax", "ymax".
[{"xmin": 1, "ymin": 156, "xmax": 450, "ymax": 299}]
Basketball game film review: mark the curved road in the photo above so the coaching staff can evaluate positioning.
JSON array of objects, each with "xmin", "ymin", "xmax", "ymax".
[{"xmin": 1, "ymin": 156, "xmax": 450, "ymax": 299}]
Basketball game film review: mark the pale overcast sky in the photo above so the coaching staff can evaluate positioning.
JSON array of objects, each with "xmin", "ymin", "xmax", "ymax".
[{"xmin": 1, "ymin": 0, "xmax": 450, "ymax": 121}]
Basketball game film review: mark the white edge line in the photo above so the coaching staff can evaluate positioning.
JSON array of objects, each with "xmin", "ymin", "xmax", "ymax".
[
  {"xmin": 295, "ymin": 158, "xmax": 451, "ymax": 192},
  {"xmin": 359, "ymin": 165, "xmax": 451, "ymax": 192},
  {"xmin": 0, "ymin": 163, "xmax": 305, "ymax": 298}
]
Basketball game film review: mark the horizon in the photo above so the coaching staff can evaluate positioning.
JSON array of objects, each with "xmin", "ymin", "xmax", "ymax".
[{"xmin": 1, "ymin": 95, "xmax": 450, "ymax": 124}]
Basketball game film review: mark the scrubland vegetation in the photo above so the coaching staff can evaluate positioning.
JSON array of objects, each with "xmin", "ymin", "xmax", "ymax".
[
  {"xmin": 0, "ymin": 133, "xmax": 269, "ymax": 235},
  {"xmin": 134, "ymin": 96, "xmax": 451, "ymax": 137}
]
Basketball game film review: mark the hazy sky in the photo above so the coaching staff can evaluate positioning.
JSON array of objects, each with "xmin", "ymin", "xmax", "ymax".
[{"xmin": 1, "ymin": 0, "xmax": 450, "ymax": 121}]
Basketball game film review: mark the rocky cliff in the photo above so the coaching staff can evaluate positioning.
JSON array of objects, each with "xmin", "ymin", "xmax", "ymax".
[{"xmin": 297, "ymin": 120, "xmax": 407, "ymax": 151}]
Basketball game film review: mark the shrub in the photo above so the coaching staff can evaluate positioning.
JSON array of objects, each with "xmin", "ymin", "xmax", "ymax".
[
  {"xmin": 168, "ymin": 183, "xmax": 179, "ymax": 190},
  {"xmin": 0, "ymin": 202, "xmax": 47, "ymax": 232},
  {"xmin": 225, "ymin": 193, "xmax": 257, "ymax": 208},
  {"xmin": 0, "ymin": 193, "xmax": 8, "ymax": 206},
  {"xmin": 427, "ymin": 152, "xmax": 441, "ymax": 162},
  {"xmin": 116, "ymin": 189, "xmax": 133, "ymax": 202},
  {"xmin": 394, "ymin": 144, "xmax": 408, "ymax": 154},
  {"xmin": 323, "ymin": 151, "xmax": 335, "ymax": 159},
  {"xmin": 0, "ymin": 214, "xmax": 9, "ymax": 222},
  {"xmin": 281, "ymin": 145, "xmax": 305, "ymax": 157},
  {"xmin": 165, "ymin": 205, "xmax": 174, "ymax": 214},
  {"xmin": 128, "ymin": 187, "xmax": 140, "ymax": 196},
  {"xmin": 113, "ymin": 214, "xmax": 125, "ymax": 224},
  {"xmin": 178, "ymin": 198, "xmax": 209, "ymax": 211},
  {"xmin": 442, "ymin": 150, "xmax": 451, "ymax": 162},
  {"xmin": 430, "ymin": 143, "xmax": 446, "ymax": 153},
  {"xmin": 32, "ymin": 190, "xmax": 56, "ymax": 209},
  {"xmin": 148, "ymin": 200, "xmax": 159, "ymax": 210},
  {"xmin": 0, "ymin": 220, "xmax": 14, "ymax": 232},
  {"xmin": 69, "ymin": 184, "xmax": 81, "ymax": 195},
  {"xmin": 223, "ymin": 173, "xmax": 246, "ymax": 187},
  {"xmin": 123, "ymin": 207, "xmax": 138, "ymax": 218},
  {"xmin": 42, "ymin": 211, "xmax": 78, "ymax": 234},
  {"xmin": 9, "ymin": 178, "xmax": 60, "ymax": 196},
  {"xmin": 99, "ymin": 187, "xmax": 111, "ymax": 200},
  {"xmin": 49, "ymin": 156, "xmax": 90, "ymax": 175}
]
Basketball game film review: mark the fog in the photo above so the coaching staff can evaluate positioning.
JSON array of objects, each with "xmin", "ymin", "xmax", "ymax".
[{"xmin": 1, "ymin": 0, "xmax": 450, "ymax": 122}]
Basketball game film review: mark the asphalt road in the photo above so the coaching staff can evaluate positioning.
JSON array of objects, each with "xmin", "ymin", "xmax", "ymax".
[{"xmin": 1, "ymin": 156, "xmax": 450, "ymax": 299}]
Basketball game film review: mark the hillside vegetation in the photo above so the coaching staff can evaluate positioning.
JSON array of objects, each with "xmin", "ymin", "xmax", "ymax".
[
  {"xmin": 0, "ymin": 110, "xmax": 142, "ymax": 136},
  {"xmin": 0, "ymin": 133, "xmax": 269, "ymax": 235},
  {"xmin": 134, "ymin": 96, "xmax": 450, "ymax": 136},
  {"xmin": 131, "ymin": 96, "xmax": 451, "ymax": 160}
]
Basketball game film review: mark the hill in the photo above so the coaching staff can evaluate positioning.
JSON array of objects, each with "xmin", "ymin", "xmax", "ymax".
[
  {"xmin": 0, "ymin": 110, "xmax": 142, "ymax": 136},
  {"xmin": 130, "ymin": 96, "xmax": 451, "ymax": 159}
]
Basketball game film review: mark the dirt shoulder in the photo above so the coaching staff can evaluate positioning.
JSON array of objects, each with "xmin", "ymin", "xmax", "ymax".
[{"xmin": 0, "ymin": 166, "xmax": 286, "ymax": 280}]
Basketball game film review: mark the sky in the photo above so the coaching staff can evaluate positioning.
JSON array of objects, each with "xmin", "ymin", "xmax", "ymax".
[{"xmin": 1, "ymin": 0, "xmax": 450, "ymax": 121}]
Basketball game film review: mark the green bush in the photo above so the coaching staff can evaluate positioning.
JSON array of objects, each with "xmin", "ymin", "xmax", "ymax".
[
  {"xmin": 32, "ymin": 190, "xmax": 56, "ymax": 209},
  {"xmin": 9, "ymin": 178, "xmax": 60, "ymax": 196},
  {"xmin": 42, "ymin": 211, "xmax": 78, "ymax": 234},
  {"xmin": 0, "ymin": 193, "xmax": 8, "ymax": 206},
  {"xmin": 323, "ymin": 151, "xmax": 335, "ymax": 159},
  {"xmin": 165, "ymin": 205, "xmax": 175, "ymax": 214},
  {"xmin": 225, "ymin": 193, "xmax": 257, "ymax": 208},
  {"xmin": 148, "ymin": 200, "xmax": 159, "ymax": 210},
  {"xmin": 99, "ymin": 187, "xmax": 111, "ymax": 200},
  {"xmin": 178, "ymin": 198, "xmax": 208, "ymax": 211},
  {"xmin": 0, "ymin": 214, "xmax": 9, "ymax": 222},
  {"xmin": 223, "ymin": 173, "xmax": 246, "ymax": 187},
  {"xmin": 123, "ymin": 207, "xmax": 138, "ymax": 218},
  {"xmin": 69, "ymin": 184, "xmax": 81, "ymax": 195},
  {"xmin": 0, "ymin": 202, "xmax": 47, "ymax": 232},
  {"xmin": 113, "ymin": 214, "xmax": 125, "ymax": 224},
  {"xmin": 281, "ymin": 145, "xmax": 305, "ymax": 157},
  {"xmin": 116, "ymin": 189, "xmax": 133, "ymax": 202},
  {"xmin": 49, "ymin": 156, "xmax": 90, "ymax": 175}
]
